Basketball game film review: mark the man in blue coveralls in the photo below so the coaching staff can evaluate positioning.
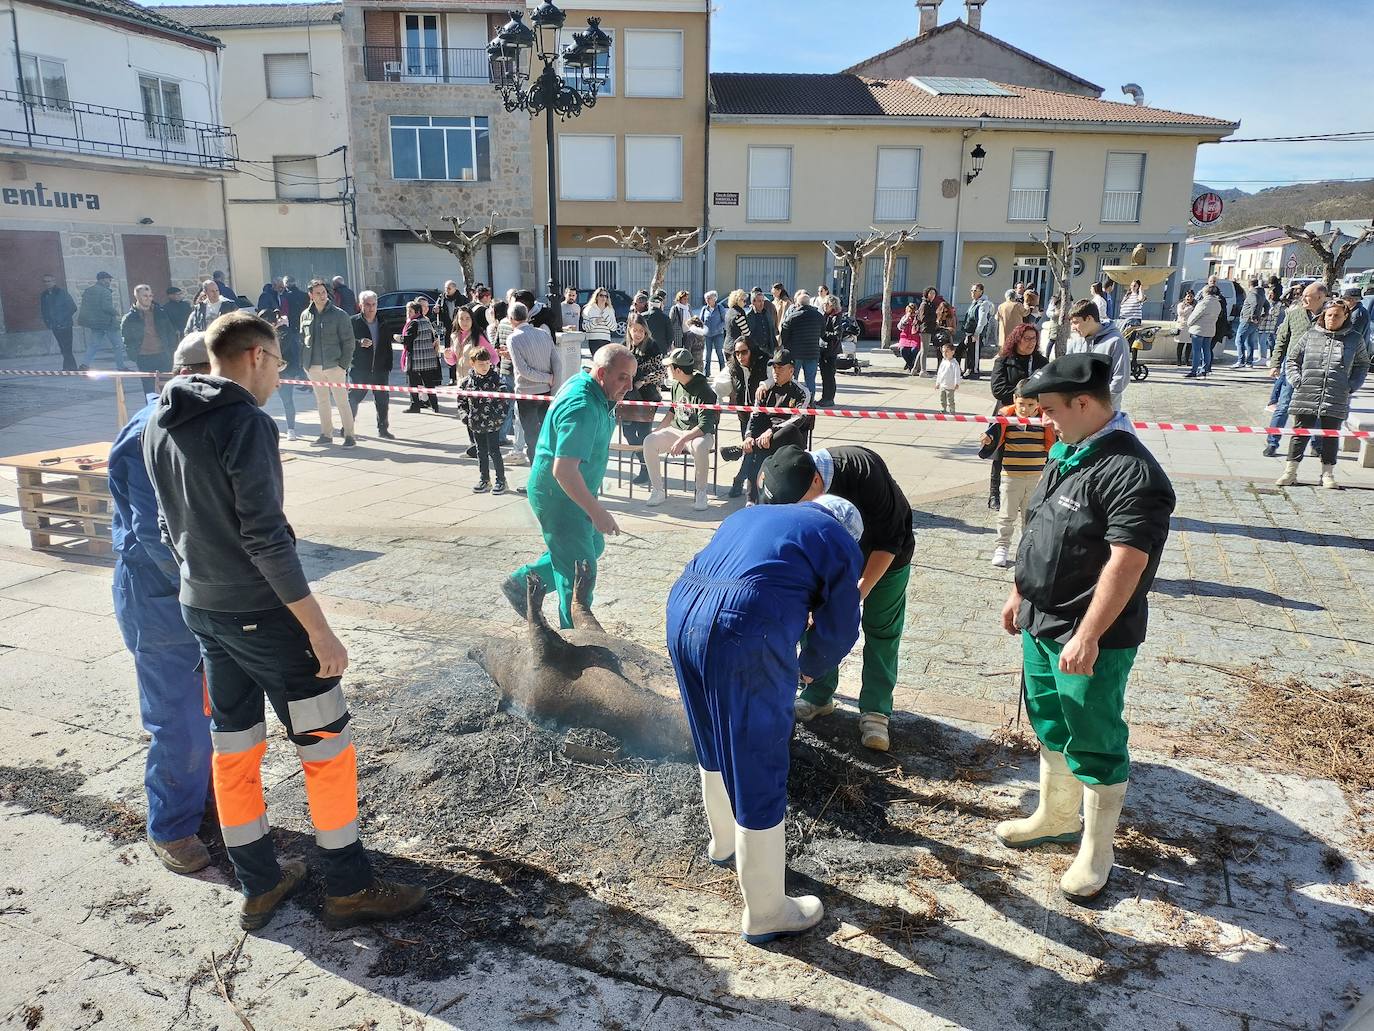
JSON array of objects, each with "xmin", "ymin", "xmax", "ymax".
[
  {"xmin": 667, "ymin": 497, "xmax": 863, "ymax": 944},
  {"xmin": 109, "ymin": 333, "xmax": 214, "ymax": 873}
]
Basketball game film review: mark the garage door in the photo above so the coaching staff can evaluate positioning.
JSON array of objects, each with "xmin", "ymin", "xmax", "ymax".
[
  {"xmin": 265, "ymin": 248, "xmax": 347, "ymax": 290},
  {"xmin": 735, "ymin": 256, "xmax": 797, "ymax": 295},
  {"xmin": 393, "ymin": 243, "xmax": 465, "ymax": 293}
]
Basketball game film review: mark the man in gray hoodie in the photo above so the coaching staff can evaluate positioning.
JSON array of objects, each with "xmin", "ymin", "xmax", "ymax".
[{"xmin": 143, "ymin": 311, "xmax": 424, "ymax": 933}]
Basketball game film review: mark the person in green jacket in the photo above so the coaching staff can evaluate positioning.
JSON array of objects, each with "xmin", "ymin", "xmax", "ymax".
[
  {"xmin": 78, "ymin": 272, "xmax": 132, "ymax": 370},
  {"xmin": 643, "ymin": 348, "xmax": 718, "ymax": 511},
  {"xmin": 299, "ymin": 278, "xmax": 357, "ymax": 447},
  {"xmin": 502, "ymin": 344, "xmax": 638, "ymax": 629}
]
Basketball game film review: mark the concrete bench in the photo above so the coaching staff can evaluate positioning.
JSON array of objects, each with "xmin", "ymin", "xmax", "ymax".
[{"xmin": 1343, "ymin": 398, "xmax": 1374, "ymax": 468}]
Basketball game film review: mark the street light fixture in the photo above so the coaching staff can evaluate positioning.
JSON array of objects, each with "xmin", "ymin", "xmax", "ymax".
[
  {"xmin": 489, "ymin": 6, "xmax": 612, "ymax": 304},
  {"xmin": 966, "ymin": 143, "xmax": 987, "ymax": 185}
]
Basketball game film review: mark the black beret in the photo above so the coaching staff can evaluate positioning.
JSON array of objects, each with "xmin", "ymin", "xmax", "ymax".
[{"xmin": 1019, "ymin": 352, "xmax": 1112, "ymax": 397}]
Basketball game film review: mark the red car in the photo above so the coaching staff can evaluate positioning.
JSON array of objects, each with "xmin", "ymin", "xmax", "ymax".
[{"xmin": 854, "ymin": 291, "xmax": 928, "ymax": 339}]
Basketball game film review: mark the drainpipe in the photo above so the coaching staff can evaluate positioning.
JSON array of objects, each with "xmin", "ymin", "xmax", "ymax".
[
  {"xmin": 951, "ymin": 127, "xmax": 971, "ymax": 302},
  {"xmin": 5, "ymin": 4, "xmax": 33, "ymax": 142}
]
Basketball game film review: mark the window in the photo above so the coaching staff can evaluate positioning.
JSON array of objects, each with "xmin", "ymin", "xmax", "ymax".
[
  {"xmin": 402, "ymin": 13, "xmax": 442, "ymax": 78},
  {"xmin": 264, "ymin": 53, "xmax": 312, "ymax": 99},
  {"xmin": 625, "ymin": 135, "xmax": 682, "ymax": 202},
  {"xmin": 1102, "ymin": 152, "xmax": 1145, "ymax": 223},
  {"xmin": 139, "ymin": 75, "xmax": 184, "ymax": 143},
  {"xmin": 736, "ymin": 256, "xmax": 797, "ymax": 294},
  {"xmin": 389, "ymin": 116, "xmax": 491, "ymax": 181},
  {"xmin": 747, "ymin": 146, "xmax": 791, "ymax": 222},
  {"xmin": 19, "ymin": 55, "xmax": 69, "ymax": 111},
  {"xmin": 623, "ymin": 29, "xmax": 682, "ymax": 98},
  {"xmin": 274, "ymin": 156, "xmax": 320, "ymax": 200},
  {"xmin": 559, "ymin": 27, "xmax": 614, "ymax": 95},
  {"xmin": 558, "ymin": 135, "xmax": 615, "ymax": 201},
  {"xmin": 864, "ymin": 256, "xmax": 908, "ymax": 295},
  {"xmin": 1008, "ymin": 149, "xmax": 1051, "ymax": 221},
  {"xmin": 874, "ymin": 147, "xmax": 920, "ymax": 221}
]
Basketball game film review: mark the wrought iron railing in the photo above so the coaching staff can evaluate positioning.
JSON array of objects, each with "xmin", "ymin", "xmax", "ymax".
[
  {"xmin": 1008, "ymin": 187, "xmax": 1049, "ymax": 221},
  {"xmin": 1102, "ymin": 189, "xmax": 1142, "ymax": 224},
  {"xmin": 362, "ymin": 45, "xmax": 489, "ymax": 84},
  {"xmin": 747, "ymin": 186, "xmax": 790, "ymax": 222},
  {"xmin": 0, "ymin": 89, "xmax": 236, "ymax": 169}
]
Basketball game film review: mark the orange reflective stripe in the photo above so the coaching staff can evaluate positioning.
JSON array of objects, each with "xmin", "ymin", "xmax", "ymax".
[
  {"xmin": 212, "ymin": 739, "xmax": 268, "ymax": 829},
  {"xmin": 300, "ymin": 734, "xmax": 359, "ymax": 833}
]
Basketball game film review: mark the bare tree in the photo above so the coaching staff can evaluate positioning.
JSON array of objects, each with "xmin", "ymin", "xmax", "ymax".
[
  {"xmin": 821, "ymin": 231, "xmax": 887, "ymax": 318},
  {"xmin": 1034, "ymin": 223, "xmax": 1090, "ymax": 359},
  {"xmin": 587, "ymin": 226, "xmax": 717, "ymax": 295},
  {"xmin": 875, "ymin": 224, "xmax": 921, "ymax": 351},
  {"xmin": 1277, "ymin": 222, "xmax": 1374, "ymax": 288},
  {"xmin": 398, "ymin": 211, "xmax": 503, "ymax": 293}
]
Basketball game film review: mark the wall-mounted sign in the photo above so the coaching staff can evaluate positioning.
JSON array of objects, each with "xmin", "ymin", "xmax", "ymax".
[
  {"xmin": 712, "ymin": 192, "xmax": 739, "ymax": 206},
  {"xmin": 1, "ymin": 181, "xmax": 101, "ymax": 210},
  {"xmin": 1190, "ymin": 192, "xmax": 1223, "ymax": 226},
  {"xmin": 975, "ymin": 255, "xmax": 997, "ymax": 277},
  {"xmin": 1072, "ymin": 256, "xmax": 1085, "ymax": 278},
  {"xmin": 1285, "ymin": 254, "xmax": 1298, "ymax": 272}
]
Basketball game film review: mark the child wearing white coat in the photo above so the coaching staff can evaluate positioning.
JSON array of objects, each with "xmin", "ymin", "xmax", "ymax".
[{"xmin": 935, "ymin": 342, "xmax": 962, "ymax": 413}]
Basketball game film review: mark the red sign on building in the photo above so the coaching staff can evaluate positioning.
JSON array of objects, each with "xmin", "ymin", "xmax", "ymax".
[{"xmin": 1191, "ymin": 192, "xmax": 1224, "ymax": 225}]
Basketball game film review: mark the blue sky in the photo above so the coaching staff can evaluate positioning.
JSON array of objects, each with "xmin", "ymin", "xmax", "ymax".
[{"xmin": 147, "ymin": 0, "xmax": 1374, "ymax": 192}]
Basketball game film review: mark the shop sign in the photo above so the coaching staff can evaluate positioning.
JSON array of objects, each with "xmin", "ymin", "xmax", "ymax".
[{"xmin": 1, "ymin": 181, "xmax": 101, "ymax": 210}]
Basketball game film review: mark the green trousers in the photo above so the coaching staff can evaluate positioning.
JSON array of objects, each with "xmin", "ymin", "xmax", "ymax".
[
  {"xmin": 799, "ymin": 562, "xmax": 909, "ymax": 717},
  {"xmin": 514, "ymin": 496, "xmax": 605, "ymax": 629},
  {"xmin": 1021, "ymin": 631, "xmax": 1135, "ymax": 785}
]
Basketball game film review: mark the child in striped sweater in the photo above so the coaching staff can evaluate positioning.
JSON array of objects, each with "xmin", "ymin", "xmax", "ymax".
[{"xmin": 980, "ymin": 378, "xmax": 1057, "ymax": 568}]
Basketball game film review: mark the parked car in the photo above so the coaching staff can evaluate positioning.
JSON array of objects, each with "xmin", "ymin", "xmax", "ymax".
[
  {"xmin": 854, "ymin": 291, "xmax": 927, "ymax": 339},
  {"xmin": 1182, "ymin": 278, "xmax": 1243, "ymax": 317},
  {"xmin": 1339, "ymin": 269, "xmax": 1374, "ymax": 294},
  {"xmin": 375, "ymin": 289, "xmax": 436, "ymax": 345},
  {"xmin": 575, "ymin": 287, "xmax": 634, "ymax": 338}
]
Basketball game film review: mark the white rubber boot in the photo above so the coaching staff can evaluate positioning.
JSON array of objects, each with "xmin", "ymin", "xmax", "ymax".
[
  {"xmin": 1320, "ymin": 464, "xmax": 1338, "ymax": 489},
  {"xmin": 995, "ymin": 748, "xmax": 1084, "ymax": 849},
  {"xmin": 1275, "ymin": 460, "xmax": 1299, "ymax": 487},
  {"xmin": 1060, "ymin": 780, "xmax": 1128, "ymax": 904},
  {"xmin": 736, "ymin": 822, "xmax": 823, "ymax": 944},
  {"xmin": 698, "ymin": 768, "xmax": 735, "ymax": 867}
]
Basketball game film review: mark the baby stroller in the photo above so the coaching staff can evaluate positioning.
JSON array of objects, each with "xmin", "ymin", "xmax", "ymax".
[
  {"xmin": 1124, "ymin": 323, "xmax": 1156, "ymax": 382},
  {"xmin": 834, "ymin": 313, "xmax": 868, "ymax": 374}
]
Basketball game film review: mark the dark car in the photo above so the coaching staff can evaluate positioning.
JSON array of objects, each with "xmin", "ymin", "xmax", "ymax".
[
  {"xmin": 854, "ymin": 291, "xmax": 927, "ymax": 339},
  {"xmin": 575, "ymin": 287, "xmax": 634, "ymax": 338},
  {"xmin": 375, "ymin": 289, "xmax": 436, "ymax": 346}
]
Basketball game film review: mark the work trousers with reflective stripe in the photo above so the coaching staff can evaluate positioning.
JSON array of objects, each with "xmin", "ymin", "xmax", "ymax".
[{"xmin": 181, "ymin": 603, "xmax": 372, "ymax": 898}]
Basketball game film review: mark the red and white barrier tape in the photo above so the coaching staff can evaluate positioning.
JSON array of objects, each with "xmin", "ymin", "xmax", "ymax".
[{"xmin": 2, "ymin": 368, "xmax": 1370, "ymax": 440}]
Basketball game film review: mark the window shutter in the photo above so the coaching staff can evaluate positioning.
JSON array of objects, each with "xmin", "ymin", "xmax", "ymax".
[
  {"xmin": 265, "ymin": 54, "xmax": 312, "ymax": 99},
  {"xmin": 1011, "ymin": 150, "xmax": 1051, "ymax": 191},
  {"xmin": 1104, "ymin": 152, "xmax": 1144, "ymax": 192},
  {"xmin": 625, "ymin": 136, "xmax": 682, "ymax": 201},
  {"xmin": 748, "ymin": 147, "xmax": 790, "ymax": 189},
  {"xmin": 559, "ymin": 136, "xmax": 616, "ymax": 201},
  {"xmin": 625, "ymin": 29, "xmax": 682, "ymax": 97}
]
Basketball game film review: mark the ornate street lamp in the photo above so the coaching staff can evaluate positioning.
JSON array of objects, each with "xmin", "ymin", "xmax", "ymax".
[
  {"xmin": 489, "ymin": 6, "xmax": 612, "ymax": 304},
  {"xmin": 966, "ymin": 143, "xmax": 987, "ymax": 185}
]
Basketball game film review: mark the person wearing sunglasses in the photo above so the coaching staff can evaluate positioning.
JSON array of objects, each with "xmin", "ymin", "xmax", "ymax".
[
  {"xmin": 723, "ymin": 337, "xmax": 767, "ymax": 498},
  {"xmin": 582, "ymin": 286, "xmax": 618, "ymax": 359},
  {"xmin": 143, "ymin": 311, "xmax": 426, "ymax": 932}
]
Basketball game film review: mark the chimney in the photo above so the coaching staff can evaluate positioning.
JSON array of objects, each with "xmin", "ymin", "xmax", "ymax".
[
  {"xmin": 918, "ymin": 0, "xmax": 941, "ymax": 35},
  {"xmin": 1121, "ymin": 83, "xmax": 1145, "ymax": 106},
  {"xmin": 965, "ymin": 0, "xmax": 985, "ymax": 31}
]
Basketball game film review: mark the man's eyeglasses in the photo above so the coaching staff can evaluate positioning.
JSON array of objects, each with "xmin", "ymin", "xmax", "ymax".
[{"xmin": 259, "ymin": 346, "xmax": 288, "ymax": 371}]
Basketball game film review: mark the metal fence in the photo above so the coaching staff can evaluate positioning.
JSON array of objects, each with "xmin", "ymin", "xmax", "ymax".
[{"xmin": 362, "ymin": 46, "xmax": 488, "ymax": 85}]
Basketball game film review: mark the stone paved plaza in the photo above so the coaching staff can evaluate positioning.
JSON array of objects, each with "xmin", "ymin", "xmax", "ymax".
[{"xmin": 0, "ymin": 344, "xmax": 1371, "ymax": 1030}]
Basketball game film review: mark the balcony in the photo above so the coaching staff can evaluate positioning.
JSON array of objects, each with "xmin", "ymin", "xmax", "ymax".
[
  {"xmin": 0, "ymin": 89, "xmax": 236, "ymax": 170},
  {"xmin": 1008, "ymin": 187, "xmax": 1049, "ymax": 222},
  {"xmin": 747, "ymin": 186, "xmax": 790, "ymax": 222},
  {"xmin": 1102, "ymin": 189, "xmax": 1142, "ymax": 224},
  {"xmin": 874, "ymin": 187, "xmax": 919, "ymax": 222},
  {"xmin": 362, "ymin": 45, "xmax": 488, "ymax": 85}
]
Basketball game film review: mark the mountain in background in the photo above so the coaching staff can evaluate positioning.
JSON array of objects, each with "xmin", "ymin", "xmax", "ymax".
[{"xmin": 1193, "ymin": 180, "xmax": 1374, "ymax": 231}]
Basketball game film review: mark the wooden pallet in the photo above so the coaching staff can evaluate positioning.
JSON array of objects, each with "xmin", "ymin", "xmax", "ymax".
[{"xmin": 0, "ymin": 443, "xmax": 114, "ymax": 557}]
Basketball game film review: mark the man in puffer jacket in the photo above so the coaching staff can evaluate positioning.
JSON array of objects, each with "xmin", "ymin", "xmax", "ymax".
[
  {"xmin": 779, "ymin": 291, "xmax": 826, "ymax": 401},
  {"xmin": 1276, "ymin": 302, "xmax": 1369, "ymax": 489}
]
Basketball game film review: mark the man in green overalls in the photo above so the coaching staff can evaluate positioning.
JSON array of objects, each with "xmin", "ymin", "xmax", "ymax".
[
  {"xmin": 502, "ymin": 344, "xmax": 638, "ymax": 628},
  {"xmin": 995, "ymin": 353, "xmax": 1175, "ymax": 905}
]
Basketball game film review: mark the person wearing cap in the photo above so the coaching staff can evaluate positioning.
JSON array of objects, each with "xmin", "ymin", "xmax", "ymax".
[
  {"xmin": 109, "ymin": 333, "xmax": 214, "ymax": 876},
  {"xmin": 641, "ymin": 290, "xmax": 673, "ymax": 356},
  {"xmin": 996, "ymin": 352, "xmax": 1174, "ymax": 905},
  {"xmin": 720, "ymin": 349, "xmax": 812, "ymax": 505},
  {"xmin": 667, "ymin": 497, "xmax": 862, "ymax": 944},
  {"xmin": 1340, "ymin": 286, "xmax": 1370, "ymax": 344},
  {"xmin": 77, "ymin": 271, "xmax": 132, "ymax": 370},
  {"xmin": 759, "ymin": 445, "xmax": 915, "ymax": 752},
  {"xmin": 643, "ymin": 348, "xmax": 718, "ymax": 511},
  {"xmin": 1064, "ymin": 299, "xmax": 1129, "ymax": 411}
]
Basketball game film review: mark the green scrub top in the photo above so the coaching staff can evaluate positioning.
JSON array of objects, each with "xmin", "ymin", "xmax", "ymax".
[{"xmin": 529, "ymin": 372, "xmax": 616, "ymax": 506}]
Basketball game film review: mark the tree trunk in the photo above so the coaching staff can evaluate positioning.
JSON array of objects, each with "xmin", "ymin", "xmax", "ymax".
[
  {"xmin": 457, "ymin": 249, "xmax": 475, "ymax": 295},
  {"xmin": 651, "ymin": 257, "xmax": 670, "ymax": 297},
  {"xmin": 848, "ymin": 258, "xmax": 864, "ymax": 318},
  {"xmin": 879, "ymin": 245, "xmax": 897, "ymax": 351}
]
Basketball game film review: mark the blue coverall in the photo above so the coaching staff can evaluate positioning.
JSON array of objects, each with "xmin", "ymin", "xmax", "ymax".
[
  {"xmin": 667, "ymin": 504, "xmax": 862, "ymax": 830},
  {"xmin": 109, "ymin": 401, "xmax": 212, "ymax": 843}
]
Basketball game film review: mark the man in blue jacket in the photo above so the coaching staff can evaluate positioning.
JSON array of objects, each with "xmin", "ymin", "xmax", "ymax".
[
  {"xmin": 667, "ymin": 498, "xmax": 863, "ymax": 944},
  {"xmin": 110, "ymin": 333, "xmax": 214, "ymax": 874}
]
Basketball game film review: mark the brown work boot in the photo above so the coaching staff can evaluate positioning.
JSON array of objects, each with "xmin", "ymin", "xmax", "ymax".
[
  {"xmin": 148, "ymin": 834, "xmax": 211, "ymax": 875},
  {"xmin": 239, "ymin": 859, "xmax": 307, "ymax": 931},
  {"xmin": 322, "ymin": 878, "xmax": 427, "ymax": 929}
]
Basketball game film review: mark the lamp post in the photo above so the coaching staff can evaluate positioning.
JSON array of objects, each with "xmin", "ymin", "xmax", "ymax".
[{"xmin": 489, "ymin": 6, "xmax": 611, "ymax": 307}]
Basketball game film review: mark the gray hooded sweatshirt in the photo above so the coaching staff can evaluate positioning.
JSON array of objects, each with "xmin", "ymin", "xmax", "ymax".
[{"xmin": 142, "ymin": 375, "xmax": 310, "ymax": 611}]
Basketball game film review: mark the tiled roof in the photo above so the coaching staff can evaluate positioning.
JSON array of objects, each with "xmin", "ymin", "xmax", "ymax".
[
  {"xmin": 60, "ymin": 0, "xmax": 221, "ymax": 43},
  {"xmin": 842, "ymin": 19, "xmax": 1103, "ymax": 94},
  {"xmin": 159, "ymin": 2, "xmax": 341, "ymax": 29},
  {"xmin": 709, "ymin": 73, "xmax": 1237, "ymax": 131}
]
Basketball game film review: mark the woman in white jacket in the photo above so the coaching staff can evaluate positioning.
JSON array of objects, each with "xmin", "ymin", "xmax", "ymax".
[
  {"xmin": 581, "ymin": 286, "xmax": 619, "ymax": 359},
  {"xmin": 1184, "ymin": 286, "xmax": 1222, "ymax": 378}
]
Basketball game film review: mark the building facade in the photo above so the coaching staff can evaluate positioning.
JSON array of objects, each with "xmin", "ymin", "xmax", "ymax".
[
  {"xmin": 527, "ymin": 0, "xmax": 710, "ymax": 299},
  {"xmin": 707, "ymin": 73, "xmax": 1236, "ymax": 321},
  {"xmin": 163, "ymin": 2, "xmax": 355, "ymax": 294},
  {"xmin": 343, "ymin": 0, "xmax": 534, "ymax": 295},
  {"xmin": 0, "ymin": 0, "xmax": 234, "ymax": 358}
]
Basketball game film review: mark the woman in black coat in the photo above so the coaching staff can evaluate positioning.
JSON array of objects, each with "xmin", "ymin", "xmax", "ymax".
[{"xmin": 990, "ymin": 323, "xmax": 1048, "ymax": 412}]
